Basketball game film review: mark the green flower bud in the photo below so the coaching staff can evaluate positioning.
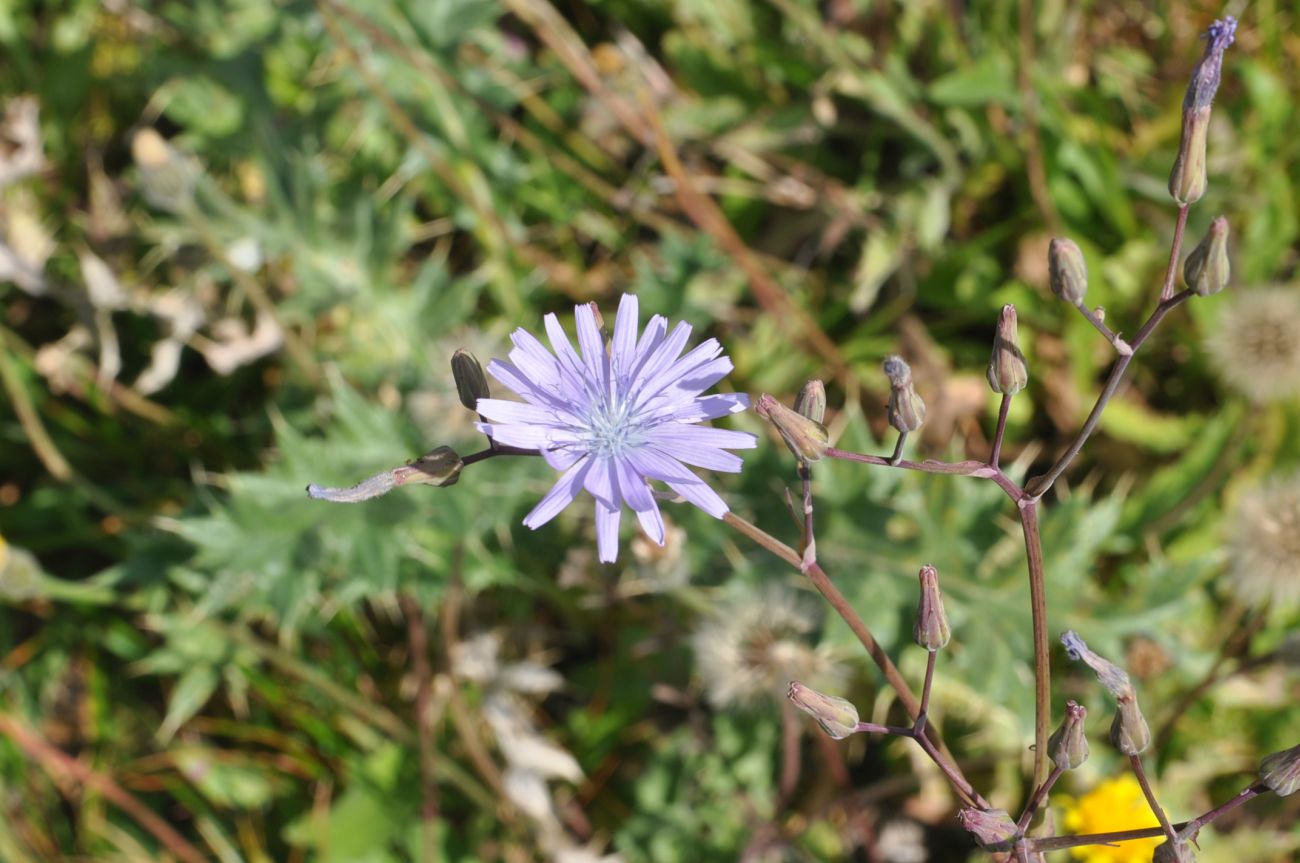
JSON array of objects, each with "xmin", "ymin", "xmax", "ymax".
[
  {"xmin": 1259, "ymin": 742, "xmax": 1300, "ymax": 797},
  {"xmin": 1047, "ymin": 700, "xmax": 1089, "ymax": 770},
  {"xmin": 1048, "ymin": 239, "xmax": 1088, "ymax": 306},
  {"xmin": 756, "ymin": 393, "xmax": 830, "ymax": 463},
  {"xmin": 451, "ymin": 349, "xmax": 491, "ymax": 412},
  {"xmin": 987, "ymin": 304, "xmax": 1028, "ymax": 395},
  {"xmin": 1109, "ymin": 696, "xmax": 1151, "ymax": 756},
  {"xmin": 794, "ymin": 379, "xmax": 827, "ymax": 425},
  {"xmin": 1183, "ymin": 216, "xmax": 1230, "ymax": 296},
  {"xmin": 883, "ymin": 356, "xmax": 926, "ymax": 433},
  {"xmin": 787, "ymin": 682, "xmax": 859, "ymax": 740},
  {"xmin": 913, "ymin": 565, "xmax": 951, "ymax": 651},
  {"xmin": 957, "ymin": 808, "xmax": 1018, "ymax": 849}
]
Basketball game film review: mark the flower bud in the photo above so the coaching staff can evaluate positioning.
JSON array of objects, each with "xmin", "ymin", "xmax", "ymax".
[
  {"xmin": 1183, "ymin": 216, "xmax": 1230, "ymax": 296},
  {"xmin": 787, "ymin": 682, "xmax": 859, "ymax": 740},
  {"xmin": 883, "ymin": 356, "xmax": 926, "ymax": 433},
  {"xmin": 1169, "ymin": 17, "xmax": 1236, "ymax": 205},
  {"xmin": 1048, "ymin": 239, "xmax": 1088, "ymax": 306},
  {"xmin": 957, "ymin": 808, "xmax": 1018, "ymax": 849},
  {"xmin": 451, "ymin": 349, "xmax": 491, "ymax": 412},
  {"xmin": 987, "ymin": 304, "xmax": 1028, "ymax": 395},
  {"xmin": 1154, "ymin": 839, "xmax": 1197, "ymax": 863},
  {"xmin": 756, "ymin": 393, "xmax": 830, "ymax": 463},
  {"xmin": 1047, "ymin": 700, "xmax": 1089, "ymax": 770},
  {"xmin": 1061, "ymin": 630, "xmax": 1151, "ymax": 754},
  {"xmin": 913, "ymin": 565, "xmax": 950, "ymax": 651},
  {"xmin": 1109, "ymin": 696, "xmax": 1151, "ymax": 756},
  {"xmin": 1259, "ymin": 743, "xmax": 1300, "ymax": 797},
  {"xmin": 794, "ymin": 379, "xmax": 827, "ymax": 425}
]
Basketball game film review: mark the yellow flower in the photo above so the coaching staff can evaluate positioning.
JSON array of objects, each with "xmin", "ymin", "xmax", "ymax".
[{"xmin": 1058, "ymin": 776, "xmax": 1162, "ymax": 863}]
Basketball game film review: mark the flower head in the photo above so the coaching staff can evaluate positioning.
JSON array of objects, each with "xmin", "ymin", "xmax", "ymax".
[
  {"xmin": 478, "ymin": 295, "xmax": 755, "ymax": 562},
  {"xmin": 1226, "ymin": 473, "xmax": 1300, "ymax": 610},
  {"xmin": 1204, "ymin": 287, "xmax": 1300, "ymax": 403}
]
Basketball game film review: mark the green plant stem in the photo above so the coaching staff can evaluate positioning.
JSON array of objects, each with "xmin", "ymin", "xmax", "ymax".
[
  {"xmin": 1016, "ymin": 499, "xmax": 1052, "ymax": 791},
  {"xmin": 990, "ymin": 392, "xmax": 1012, "ymax": 468},
  {"xmin": 915, "ymin": 650, "xmax": 937, "ymax": 734},
  {"xmin": 1129, "ymin": 754, "xmax": 1179, "ymax": 846},
  {"xmin": 1160, "ymin": 205, "xmax": 1191, "ymax": 302}
]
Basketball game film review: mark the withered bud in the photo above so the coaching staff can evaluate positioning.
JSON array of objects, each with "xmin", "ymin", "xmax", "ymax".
[
  {"xmin": 957, "ymin": 808, "xmax": 1018, "ymax": 849},
  {"xmin": 756, "ymin": 393, "xmax": 830, "ymax": 463},
  {"xmin": 1259, "ymin": 743, "xmax": 1300, "ymax": 797},
  {"xmin": 913, "ymin": 565, "xmax": 951, "ymax": 651},
  {"xmin": 787, "ymin": 682, "xmax": 859, "ymax": 740},
  {"xmin": 794, "ymin": 379, "xmax": 827, "ymax": 425},
  {"xmin": 1169, "ymin": 18, "xmax": 1237, "ymax": 205},
  {"xmin": 1109, "ymin": 696, "xmax": 1151, "ymax": 756},
  {"xmin": 451, "ymin": 349, "xmax": 491, "ymax": 412},
  {"xmin": 406, "ymin": 446, "xmax": 465, "ymax": 487},
  {"xmin": 987, "ymin": 304, "xmax": 1028, "ymax": 395},
  {"xmin": 1048, "ymin": 239, "xmax": 1088, "ymax": 306},
  {"xmin": 1183, "ymin": 216, "xmax": 1230, "ymax": 296},
  {"xmin": 1061, "ymin": 630, "xmax": 1150, "ymax": 754},
  {"xmin": 306, "ymin": 446, "xmax": 463, "ymax": 503},
  {"xmin": 883, "ymin": 356, "xmax": 926, "ymax": 433},
  {"xmin": 1048, "ymin": 700, "xmax": 1090, "ymax": 770},
  {"xmin": 1154, "ymin": 839, "xmax": 1198, "ymax": 863}
]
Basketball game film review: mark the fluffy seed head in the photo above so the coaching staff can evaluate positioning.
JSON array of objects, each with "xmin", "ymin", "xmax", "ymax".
[
  {"xmin": 1204, "ymin": 287, "xmax": 1300, "ymax": 403},
  {"xmin": 1225, "ymin": 474, "xmax": 1300, "ymax": 610}
]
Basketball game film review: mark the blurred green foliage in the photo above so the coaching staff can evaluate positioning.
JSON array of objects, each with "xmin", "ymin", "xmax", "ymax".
[{"xmin": 1, "ymin": 0, "xmax": 1299, "ymax": 860}]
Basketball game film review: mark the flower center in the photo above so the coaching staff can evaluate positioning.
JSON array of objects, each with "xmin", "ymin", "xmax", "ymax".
[{"xmin": 584, "ymin": 390, "xmax": 646, "ymax": 457}]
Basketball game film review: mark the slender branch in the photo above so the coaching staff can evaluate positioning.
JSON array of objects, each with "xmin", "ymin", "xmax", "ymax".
[
  {"xmin": 1023, "ymin": 782, "xmax": 1268, "ymax": 853},
  {"xmin": 1129, "ymin": 754, "xmax": 1179, "ymax": 845},
  {"xmin": 825, "ymin": 448, "xmax": 1023, "ymax": 502},
  {"xmin": 888, "ymin": 431, "xmax": 908, "ymax": 465},
  {"xmin": 1016, "ymin": 764, "xmax": 1065, "ymax": 833},
  {"xmin": 1017, "ymin": 500, "xmax": 1052, "ymax": 790},
  {"xmin": 1025, "ymin": 290, "xmax": 1192, "ymax": 499},
  {"xmin": 990, "ymin": 393, "xmax": 1012, "ymax": 468},
  {"xmin": 799, "ymin": 463, "xmax": 816, "ymax": 571},
  {"xmin": 1160, "ymin": 205, "xmax": 1191, "ymax": 302},
  {"xmin": 1073, "ymin": 304, "xmax": 1132, "ymax": 355},
  {"xmin": 915, "ymin": 650, "xmax": 937, "ymax": 735},
  {"xmin": 0, "ymin": 714, "xmax": 210, "ymax": 863},
  {"xmin": 721, "ymin": 512, "xmax": 982, "ymax": 808}
]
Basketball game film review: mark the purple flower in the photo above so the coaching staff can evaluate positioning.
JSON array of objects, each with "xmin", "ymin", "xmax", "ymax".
[{"xmin": 477, "ymin": 294, "xmax": 756, "ymax": 562}]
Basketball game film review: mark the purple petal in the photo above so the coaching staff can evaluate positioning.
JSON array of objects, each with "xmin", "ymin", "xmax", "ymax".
[
  {"xmin": 633, "ymin": 315, "xmax": 668, "ymax": 368},
  {"xmin": 476, "ymin": 398, "xmax": 578, "ymax": 429},
  {"xmin": 544, "ymin": 313, "xmax": 590, "ymax": 392},
  {"xmin": 582, "ymin": 456, "xmax": 617, "ymax": 508},
  {"xmin": 649, "ymin": 424, "xmax": 758, "ymax": 453},
  {"xmin": 574, "ymin": 303, "xmax": 607, "ymax": 386},
  {"xmin": 611, "ymin": 294, "xmax": 639, "ymax": 382},
  {"xmin": 636, "ymin": 501, "xmax": 665, "ymax": 546},
  {"xmin": 616, "ymin": 457, "xmax": 655, "ymax": 512},
  {"xmin": 632, "ymin": 320, "xmax": 691, "ymax": 385},
  {"xmin": 594, "ymin": 499, "xmax": 621, "ymax": 563},
  {"xmin": 523, "ymin": 457, "xmax": 592, "ymax": 529},
  {"xmin": 646, "ymin": 393, "xmax": 750, "ymax": 423},
  {"xmin": 543, "ymin": 446, "xmax": 585, "ymax": 470},
  {"xmin": 625, "ymin": 448, "xmax": 730, "ymax": 518},
  {"xmin": 477, "ymin": 422, "xmax": 580, "ymax": 450}
]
